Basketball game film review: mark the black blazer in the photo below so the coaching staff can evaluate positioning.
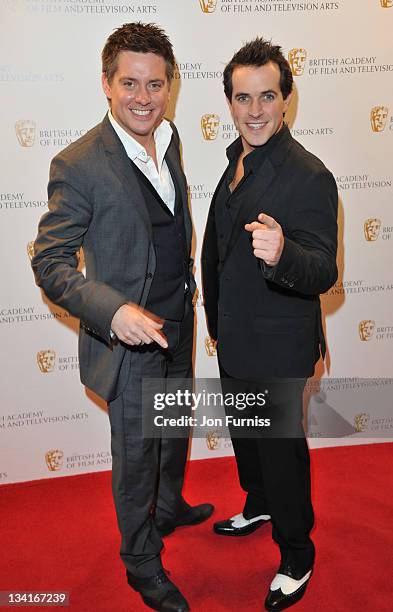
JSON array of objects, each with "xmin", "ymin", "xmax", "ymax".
[
  {"xmin": 32, "ymin": 115, "xmax": 195, "ymax": 401},
  {"xmin": 201, "ymin": 126, "xmax": 338, "ymax": 379}
]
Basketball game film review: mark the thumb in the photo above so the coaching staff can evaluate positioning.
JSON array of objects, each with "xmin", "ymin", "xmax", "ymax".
[{"xmin": 258, "ymin": 212, "xmax": 277, "ymax": 228}]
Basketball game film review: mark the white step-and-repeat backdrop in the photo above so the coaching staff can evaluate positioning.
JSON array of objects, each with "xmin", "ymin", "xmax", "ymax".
[{"xmin": 1, "ymin": 0, "xmax": 392, "ymax": 484}]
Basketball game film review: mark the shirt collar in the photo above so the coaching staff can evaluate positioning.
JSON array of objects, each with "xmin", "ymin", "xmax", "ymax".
[
  {"xmin": 108, "ymin": 110, "xmax": 173, "ymax": 170},
  {"xmin": 226, "ymin": 123, "xmax": 290, "ymax": 172}
]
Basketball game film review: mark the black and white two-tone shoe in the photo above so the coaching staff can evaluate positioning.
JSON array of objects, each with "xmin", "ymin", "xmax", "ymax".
[
  {"xmin": 264, "ymin": 563, "xmax": 313, "ymax": 611},
  {"xmin": 213, "ymin": 512, "xmax": 271, "ymax": 536}
]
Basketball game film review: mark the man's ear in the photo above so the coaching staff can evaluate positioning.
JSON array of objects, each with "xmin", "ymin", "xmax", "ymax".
[
  {"xmin": 225, "ymin": 95, "xmax": 234, "ymax": 119},
  {"xmin": 283, "ymin": 91, "xmax": 293, "ymax": 113},
  {"xmin": 102, "ymin": 72, "xmax": 111, "ymax": 99}
]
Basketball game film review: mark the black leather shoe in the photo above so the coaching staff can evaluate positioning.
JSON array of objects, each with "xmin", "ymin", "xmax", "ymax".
[
  {"xmin": 264, "ymin": 563, "xmax": 313, "ymax": 611},
  {"xmin": 213, "ymin": 512, "xmax": 271, "ymax": 536},
  {"xmin": 156, "ymin": 503, "xmax": 214, "ymax": 537},
  {"xmin": 126, "ymin": 569, "xmax": 189, "ymax": 611}
]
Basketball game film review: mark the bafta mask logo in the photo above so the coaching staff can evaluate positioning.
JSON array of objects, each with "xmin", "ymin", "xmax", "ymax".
[
  {"xmin": 201, "ymin": 114, "xmax": 220, "ymax": 140},
  {"xmin": 370, "ymin": 106, "xmax": 389, "ymax": 132},
  {"xmin": 364, "ymin": 218, "xmax": 381, "ymax": 242},
  {"xmin": 37, "ymin": 349, "xmax": 56, "ymax": 373},
  {"xmin": 205, "ymin": 336, "xmax": 217, "ymax": 357},
  {"xmin": 15, "ymin": 120, "xmax": 36, "ymax": 147},
  {"xmin": 45, "ymin": 449, "xmax": 64, "ymax": 472},
  {"xmin": 354, "ymin": 413, "xmax": 370, "ymax": 433},
  {"xmin": 26, "ymin": 241, "xmax": 35, "ymax": 261},
  {"xmin": 206, "ymin": 430, "xmax": 222, "ymax": 450},
  {"xmin": 380, "ymin": 0, "xmax": 393, "ymax": 8},
  {"xmin": 3, "ymin": 0, "xmax": 21, "ymax": 13},
  {"xmin": 358, "ymin": 320, "xmax": 375, "ymax": 342},
  {"xmin": 199, "ymin": 0, "xmax": 218, "ymax": 13},
  {"xmin": 288, "ymin": 48, "xmax": 307, "ymax": 76}
]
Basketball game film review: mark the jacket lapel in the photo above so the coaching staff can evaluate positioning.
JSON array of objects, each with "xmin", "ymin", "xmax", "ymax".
[
  {"xmin": 165, "ymin": 136, "xmax": 193, "ymax": 250},
  {"xmin": 222, "ymin": 157, "xmax": 276, "ymax": 264},
  {"xmin": 99, "ymin": 115, "xmax": 152, "ymax": 239},
  {"xmin": 222, "ymin": 128, "xmax": 293, "ymax": 264}
]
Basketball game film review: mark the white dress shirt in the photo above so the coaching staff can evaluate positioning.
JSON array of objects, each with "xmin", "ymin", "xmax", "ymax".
[{"xmin": 108, "ymin": 110, "xmax": 176, "ymax": 214}]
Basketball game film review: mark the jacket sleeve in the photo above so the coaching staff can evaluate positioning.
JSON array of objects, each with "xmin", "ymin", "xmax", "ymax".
[
  {"xmin": 201, "ymin": 206, "xmax": 220, "ymax": 341},
  {"xmin": 31, "ymin": 155, "xmax": 128, "ymax": 343},
  {"xmin": 263, "ymin": 169, "xmax": 338, "ymax": 295}
]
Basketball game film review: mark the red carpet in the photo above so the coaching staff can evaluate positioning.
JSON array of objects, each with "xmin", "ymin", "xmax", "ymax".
[{"xmin": 1, "ymin": 443, "xmax": 392, "ymax": 611}]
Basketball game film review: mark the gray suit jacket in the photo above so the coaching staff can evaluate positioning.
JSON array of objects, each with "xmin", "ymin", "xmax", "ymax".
[{"xmin": 32, "ymin": 114, "xmax": 195, "ymax": 401}]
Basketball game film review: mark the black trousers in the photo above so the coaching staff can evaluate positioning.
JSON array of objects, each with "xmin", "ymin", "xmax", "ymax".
[
  {"xmin": 108, "ymin": 294, "xmax": 194, "ymax": 577},
  {"xmin": 219, "ymin": 359, "xmax": 315, "ymax": 573}
]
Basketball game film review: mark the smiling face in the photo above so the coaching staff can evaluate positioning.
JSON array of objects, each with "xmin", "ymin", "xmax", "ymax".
[
  {"xmin": 228, "ymin": 61, "xmax": 292, "ymax": 154},
  {"xmin": 102, "ymin": 50, "xmax": 170, "ymax": 146}
]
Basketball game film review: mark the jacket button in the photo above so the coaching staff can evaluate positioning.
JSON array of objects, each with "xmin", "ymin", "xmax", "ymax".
[{"xmin": 146, "ymin": 272, "xmax": 153, "ymax": 279}]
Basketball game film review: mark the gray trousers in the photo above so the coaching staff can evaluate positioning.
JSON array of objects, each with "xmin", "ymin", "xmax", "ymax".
[{"xmin": 108, "ymin": 295, "xmax": 194, "ymax": 577}]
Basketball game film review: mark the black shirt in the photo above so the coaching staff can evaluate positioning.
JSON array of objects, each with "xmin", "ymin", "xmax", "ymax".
[{"xmin": 214, "ymin": 124, "xmax": 290, "ymax": 267}]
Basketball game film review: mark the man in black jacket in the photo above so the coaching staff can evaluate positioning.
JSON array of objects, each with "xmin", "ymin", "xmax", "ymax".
[{"xmin": 202, "ymin": 38, "xmax": 338, "ymax": 611}]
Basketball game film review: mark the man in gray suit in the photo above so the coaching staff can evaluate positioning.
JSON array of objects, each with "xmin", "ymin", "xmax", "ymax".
[{"xmin": 32, "ymin": 22, "xmax": 213, "ymax": 612}]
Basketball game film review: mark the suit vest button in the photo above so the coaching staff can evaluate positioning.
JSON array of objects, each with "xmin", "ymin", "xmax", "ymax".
[{"xmin": 146, "ymin": 272, "xmax": 153, "ymax": 279}]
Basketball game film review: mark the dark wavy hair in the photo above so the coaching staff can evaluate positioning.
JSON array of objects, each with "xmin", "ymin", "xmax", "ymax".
[
  {"xmin": 223, "ymin": 37, "xmax": 293, "ymax": 101},
  {"xmin": 102, "ymin": 22, "xmax": 176, "ymax": 83}
]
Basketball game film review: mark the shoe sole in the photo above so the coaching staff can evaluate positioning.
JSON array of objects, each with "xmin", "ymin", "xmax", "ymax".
[
  {"xmin": 213, "ymin": 520, "xmax": 269, "ymax": 537},
  {"xmin": 264, "ymin": 573, "xmax": 312, "ymax": 611},
  {"xmin": 142, "ymin": 595, "xmax": 189, "ymax": 612}
]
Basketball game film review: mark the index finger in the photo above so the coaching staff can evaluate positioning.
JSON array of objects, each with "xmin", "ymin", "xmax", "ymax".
[
  {"xmin": 245, "ymin": 221, "xmax": 265, "ymax": 233},
  {"xmin": 146, "ymin": 326, "xmax": 168, "ymax": 349},
  {"xmin": 141, "ymin": 307, "xmax": 164, "ymax": 326}
]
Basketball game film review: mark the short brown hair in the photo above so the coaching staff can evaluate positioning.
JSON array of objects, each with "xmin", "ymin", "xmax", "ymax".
[
  {"xmin": 102, "ymin": 22, "xmax": 176, "ymax": 83},
  {"xmin": 223, "ymin": 37, "xmax": 293, "ymax": 101}
]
